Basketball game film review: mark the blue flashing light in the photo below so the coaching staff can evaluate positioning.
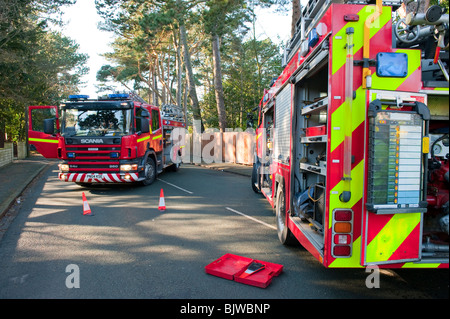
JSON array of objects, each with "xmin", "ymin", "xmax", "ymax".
[
  {"xmin": 108, "ymin": 93, "xmax": 129, "ymax": 99},
  {"xmin": 110, "ymin": 152, "xmax": 119, "ymax": 159},
  {"xmin": 376, "ymin": 52, "xmax": 408, "ymax": 78},
  {"xmin": 67, "ymin": 152, "xmax": 76, "ymax": 158},
  {"xmin": 308, "ymin": 28, "xmax": 319, "ymax": 49},
  {"xmin": 68, "ymin": 95, "xmax": 89, "ymax": 100}
]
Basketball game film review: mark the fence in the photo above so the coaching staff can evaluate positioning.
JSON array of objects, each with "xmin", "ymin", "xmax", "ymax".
[
  {"xmin": 0, "ymin": 142, "xmax": 27, "ymax": 168},
  {"xmin": 186, "ymin": 131, "xmax": 255, "ymax": 165}
]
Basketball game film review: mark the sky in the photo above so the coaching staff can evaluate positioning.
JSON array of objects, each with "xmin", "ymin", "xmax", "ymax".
[{"xmin": 58, "ymin": 1, "xmax": 292, "ymax": 98}]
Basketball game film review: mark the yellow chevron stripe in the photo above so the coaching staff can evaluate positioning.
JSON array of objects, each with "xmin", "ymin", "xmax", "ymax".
[
  {"xmin": 329, "ymin": 236, "xmax": 364, "ymax": 268},
  {"xmin": 327, "ymin": 161, "xmax": 365, "ymax": 268},
  {"xmin": 29, "ymin": 138, "xmax": 58, "ymax": 144},
  {"xmin": 332, "ymin": 5, "xmax": 392, "ymax": 75},
  {"xmin": 371, "ymin": 49, "xmax": 421, "ymax": 90},
  {"xmin": 330, "ymin": 86, "xmax": 366, "ymax": 153},
  {"xmin": 328, "ymin": 160, "xmax": 365, "ymax": 227},
  {"xmin": 402, "ymin": 262, "xmax": 442, "ymax": 268},
  {"xmin": 366, "ymin": 213, "xmax": 421, "ymax": 264}
]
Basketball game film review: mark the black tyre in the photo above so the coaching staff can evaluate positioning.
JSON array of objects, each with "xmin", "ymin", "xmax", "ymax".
[
  {"xmin": 275, "ymin": 185, "xmax": 296, "ymax": 245},
  {"xmin": 251, "ymin": 164, "xmax": 261, "ymax": 193},
  {"xmin": 142, "ymin": 157, "xmax": 156, "ymax": 186}
]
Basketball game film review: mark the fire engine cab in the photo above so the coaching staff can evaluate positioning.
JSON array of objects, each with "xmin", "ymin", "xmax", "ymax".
[
  {"xmin": 252, "ymin": 0, "xmax": 448, "ymax": 268},
  {"xmin": 28, "ymin": 93, "xmax": 185, "ymax": 186}
]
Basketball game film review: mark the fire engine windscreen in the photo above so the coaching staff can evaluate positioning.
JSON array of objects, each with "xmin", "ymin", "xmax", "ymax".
[{"xmin": 62, "ymin": 108, "xmax": 132, "ymax": 137}]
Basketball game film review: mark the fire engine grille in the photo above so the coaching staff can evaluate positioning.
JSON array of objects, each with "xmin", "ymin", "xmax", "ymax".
[
  {"xmin": 65, "ymin": 145, "xmax": 121, "ymax": 160},
  {"xmin": 66, "ymin": 147, "xmax": 121, "ymax": 151},
  {"xmin": 68, "ymin": 161, "xmax": 120, "ymax": 173}
]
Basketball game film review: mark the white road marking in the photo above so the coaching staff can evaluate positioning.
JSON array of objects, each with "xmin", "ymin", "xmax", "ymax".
[
  {"xmin": 157, "ymin": 178, "xmax": 193, "ymax": 194},
  {"xmin": 225, "ymin": 207, "xmax": 276, "ymax": 230}
]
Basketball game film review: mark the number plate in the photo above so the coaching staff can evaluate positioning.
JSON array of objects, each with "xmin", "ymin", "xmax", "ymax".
[{"xmin": 85, "ymin": 173, "xmax": 104, "ymax": 179}]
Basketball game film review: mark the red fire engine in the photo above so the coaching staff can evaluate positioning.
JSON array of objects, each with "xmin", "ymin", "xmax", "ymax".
[
  {"xmin": 28, "ymin": 93, "xmax": 185, "ymax": 186},
  {"xmin": 252, "ymin": 0, "xmax": 448, "ymax": 268}
]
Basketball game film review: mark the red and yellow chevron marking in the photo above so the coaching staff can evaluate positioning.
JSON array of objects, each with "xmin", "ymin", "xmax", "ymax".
[
  {"xmin": 326, "ymin": 4, "xmax": 390, "ymax": 268},
  {"xmin": 330, "ymin": 4, "xmax": 391, "ymax": 75},
  {"xmin": 324, "ymin": 4, "xmax": 443, "ymax": 268},
  {"xmin": 364, "ymin": 213, "xmax": 421, "ymax": 264}
]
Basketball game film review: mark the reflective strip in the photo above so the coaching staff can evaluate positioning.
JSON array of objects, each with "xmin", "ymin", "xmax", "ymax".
[
  {"xmin": 137, "ymin": 135, "xmax": 150, "ymax": 143},
  {"xmin": 29, "ymin": 138, "xmax": 58, "ymax": 144},
  {"xmin": 329, "ymin": 236, "xmax": 364, "ymax": 268},
  {"xmin": 330, "ymin": 86, "xmax": 366, "ymax": 153},
  {"xmin": 332, "ymin": 5, "xmax": 391, "ymax": 75},
  {"xmin": 60, "ymin": 173, "xmax": 140, "ymax": 183},
  {"xmin": 256, "ymin": 132, "xmax": 262, "ymax": 140},
  {"xmin": 329, "ymin": 160, "xmax": 365, "ymax": 223},
  {"xmin": 152, "ymin": 134, "xmax": 162, "ymax": 140},
  {"xmin": 365, "ymin": 213, "xmax": 421, "ymax": 264},
  {"xmin": 402, "ymin": 262, "xmax": 443, "ymax": 268},
  {"xmin": 371, "ymin": 49, "xmax": 421, "ymax": 90}
]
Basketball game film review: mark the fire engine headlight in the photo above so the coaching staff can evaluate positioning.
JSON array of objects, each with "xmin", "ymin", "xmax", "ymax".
[
  {"xmin": 59, "ymin": 164, "xmax": 69, "ymax": 172},
  {"xmin": 120, "ymin": 164, "xmax": 138, "ymax": 171}
]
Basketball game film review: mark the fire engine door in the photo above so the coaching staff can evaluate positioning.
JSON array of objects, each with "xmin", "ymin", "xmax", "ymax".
[
  {"xmin": 28, "ymin": 105, "xmax": 60, "ymax": 158},
  {"xmin": 361, "ymin": 91, "xmax": 429, "ymax": 266},
  {"xmin": 150, "ymin": 108, "xmax": 163, "ymax": 153}
]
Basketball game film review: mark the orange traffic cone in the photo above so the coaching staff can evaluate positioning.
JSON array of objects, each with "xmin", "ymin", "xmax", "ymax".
[
  {"xmin": 158, "ymin": 188, "xmax": 166, "ymax": 211},
  {"xmin": 82, "ymin": 192, "xmax": 93, "ymax": 216}
]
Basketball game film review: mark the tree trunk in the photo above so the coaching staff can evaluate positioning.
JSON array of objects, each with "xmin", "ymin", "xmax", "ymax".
[
  {"xmin": 291, "ymin": 0, "xmax": 301, "ymax": 38},
  {"xmin": 173, "ymin": 29, "xmax": 183, "ymax": 107},
  {"xmin": 211, "ymin": 34, "xmax": 227, "ymax": 132},
  {"xmin": 179, "ymin": 22, "xmax": 204, "ymax": 131}
]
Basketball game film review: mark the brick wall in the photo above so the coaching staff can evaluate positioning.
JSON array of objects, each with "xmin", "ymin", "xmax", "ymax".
[
  {"xmin": 0, "ymin": 143, "xmax": 13, "ymax": 168},
  {"xmin": 0, "ymin": 142, "xmax": 27, "ymax": 168}
]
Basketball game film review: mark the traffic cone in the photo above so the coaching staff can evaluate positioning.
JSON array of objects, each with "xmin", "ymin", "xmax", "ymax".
[
  {"xmin": 158, "ymin": 188, "xmax": 166, "ymax": 211},
  {"xmin": 82, "ymin": 192, "xmax": 93, "ymax": 216}
]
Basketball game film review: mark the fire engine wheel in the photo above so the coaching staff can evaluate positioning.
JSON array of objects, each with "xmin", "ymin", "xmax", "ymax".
[
  {"xmin": 142, "ymin": 157, "xmax": 156, "ymax": 186},
  {"xmin": 275, "ymin": 185, "xmax": 296, "ymax": 245},
  {"xmin": 251, "ymin": 164, "xmax": 261, "ymax": 193}
]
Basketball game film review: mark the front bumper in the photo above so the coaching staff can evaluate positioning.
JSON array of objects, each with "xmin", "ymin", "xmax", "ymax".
[{"xmin": 59, "ymin": 172, "xmax": 142, "ymax": 183}]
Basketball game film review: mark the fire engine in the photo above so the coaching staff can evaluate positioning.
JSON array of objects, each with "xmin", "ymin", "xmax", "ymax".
[
  {"xmin": 28, "ymin": 93, "xmax": 185, "ymax": 186},
  {"xmin": 252, "ymin": 0, "xmax": 449, "ymax": 268}
]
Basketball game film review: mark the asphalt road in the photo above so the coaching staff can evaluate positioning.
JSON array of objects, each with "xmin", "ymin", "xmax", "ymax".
[{"xmin": 0, "ymin": 163, "xmax": 448, "ymax": 303}]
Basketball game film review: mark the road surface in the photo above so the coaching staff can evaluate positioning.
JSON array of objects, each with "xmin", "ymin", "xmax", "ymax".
[{"xmin": 0, "ymin": 163, "xmax": 448, "ymax": 304}]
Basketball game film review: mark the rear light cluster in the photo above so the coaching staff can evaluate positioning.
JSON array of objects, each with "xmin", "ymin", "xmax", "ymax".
[{"xmin": 331, "ymin": 209, "xmax": 353, "ymax": 257}]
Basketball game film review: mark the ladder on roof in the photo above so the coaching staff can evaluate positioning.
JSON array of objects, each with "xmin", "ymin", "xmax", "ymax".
[
  {"xmin": 128, "ymin": 91, "xmax": 147, "ymax": 104},
  {"xmin": 286, "ymin": 0, "xmax": 402, "ymax": 64},
  {"xmin": 161, "ymin": 104, "xmax": 185, "ymax": 122}
]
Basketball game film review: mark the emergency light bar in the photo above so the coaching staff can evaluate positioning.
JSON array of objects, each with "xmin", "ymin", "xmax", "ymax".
[
  {"xmin": 108, "ymin": 93, "xmax": 129, "ymax": 99},
  {"xmin": 68, "ymin": 95, "xmax": 89, "ymax": 100}
]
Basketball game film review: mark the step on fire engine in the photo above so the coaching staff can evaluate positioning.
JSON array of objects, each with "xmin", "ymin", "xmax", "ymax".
[
  {"xmin": 28, "ymin": 93, "xmax": 185, "ymax": 186},
  {"xmin": 252, "ymin": 0, "xmax": 449, "ymax": 268}
]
